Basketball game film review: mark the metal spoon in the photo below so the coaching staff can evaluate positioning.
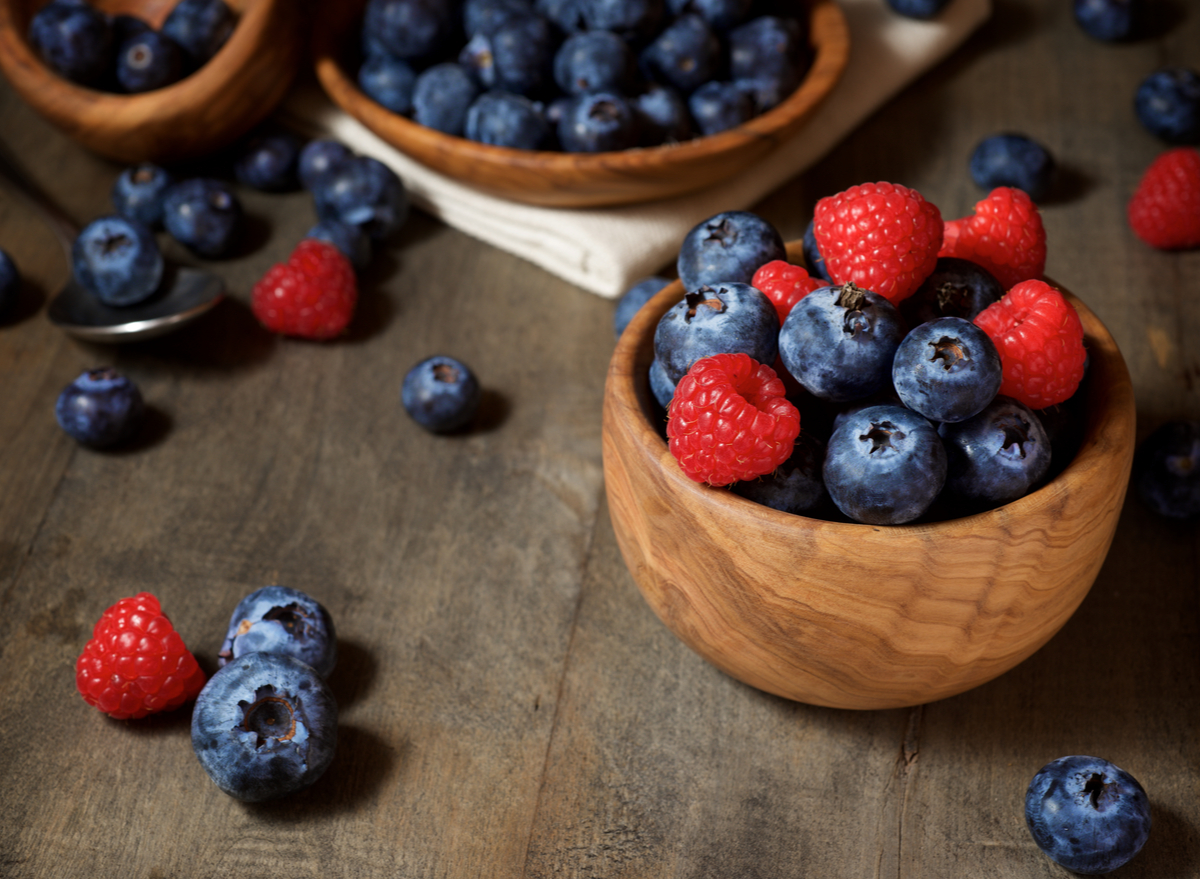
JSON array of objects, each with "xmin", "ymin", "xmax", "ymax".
[{"xmin": 0, "ymin": 140, "xmax": 224, "ymax": 343}]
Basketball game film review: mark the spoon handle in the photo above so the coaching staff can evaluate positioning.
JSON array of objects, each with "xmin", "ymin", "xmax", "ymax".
[{"xmin": 0, "ymin": 139, "xmax": 80, "ymax": 259}]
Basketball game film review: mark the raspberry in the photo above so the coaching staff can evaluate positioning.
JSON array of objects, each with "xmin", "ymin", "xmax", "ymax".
[
  {"xmin": 939, "ymin": 187, "xmax": 1047, "ymax": 290},
  {"xmin": 751, "ymin": 260, "xmax": 825, "ymax": 325},
  {"xmin": 1127, "ymin": 147, "xmax": 1200, "ymax": 250},
  {"xmin": 251, "ymin": 238, "xmax": 358, "ymax": 340},
  {"xmin": 812, "ymin": 181, "xmax": 943, "ymax": 306},
  {"xmin": 973, "ymin": 279, "xmax": 1086, "ymax": 409},
  {"xmin": 666, "ymin": 353, "xmax": 800, "ymax": 487},
  {"xmin": 76, "ymin": 592, "xmax": 206, "ymax": 720}
]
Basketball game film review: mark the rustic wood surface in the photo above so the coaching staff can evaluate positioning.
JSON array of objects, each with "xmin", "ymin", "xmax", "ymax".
[{"xmin": 0, "ymin": 1, "xmax": 1197, "ymax": 877}]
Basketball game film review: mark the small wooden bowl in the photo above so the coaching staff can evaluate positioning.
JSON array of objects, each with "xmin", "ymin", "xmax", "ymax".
[
  {"xmin": 0, "ymin": 0, "xmax": 304, "ymax": 164},
  {"xmin": 602, "ymin": 245, "xmax": 1137, "ymax": 711},
  {"xmin": 312, "ymin": 0, "xmax": 850, "ymax": 208}
]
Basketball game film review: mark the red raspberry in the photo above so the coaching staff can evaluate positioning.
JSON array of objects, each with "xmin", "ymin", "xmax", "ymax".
[
  {"xmin": 939, "ymin": 187, "xmax": 1046, "ymax": 290},
  {"xmin": 666, "ymin": 353, "xmax": 800, "ymax": 487},
  {"xmin": 1127, "ymin": 147, "xmax": 1200, "ymax": 250},
  {"xmin": 973, "ymin": 279, "xmax": 1086, "ymax": 409},
  {"xmin": 251, "ymin": 239, "xmax": 358, "ymax": 340},
  {"xmin": 76, "ymin": 593, "xmax": 206, "ymax": 720},
  {"xmin": 812, "ymin": 181, "xmax": 943, "ymax": 306},
  {"xmin": 751, "ymin": 260, "xmax": 825, "ymax": 325}
]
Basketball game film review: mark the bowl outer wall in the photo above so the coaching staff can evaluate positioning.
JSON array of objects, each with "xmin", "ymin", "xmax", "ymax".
[
  {"xmin": 312, "ymin": 0, "xmax": 850, "ymax": 209},
  {"xmin": 601, "ymin": 249, "xmax": 1136, "ymax": 710}
]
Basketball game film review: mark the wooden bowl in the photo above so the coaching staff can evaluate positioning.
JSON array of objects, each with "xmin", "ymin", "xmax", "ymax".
[
  {"xmin": 312, "ymin": 0, "xmax": 850, "ymax": 208},
  {"xmin": 0, "ymin": 0, "xmax": 304, "ymax": 164},
  {"xmin": 602, "ymin": 245, "xmax": 1137, "ymax": 711}
]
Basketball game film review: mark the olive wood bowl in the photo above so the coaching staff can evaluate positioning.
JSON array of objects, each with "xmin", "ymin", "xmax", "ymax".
[
  {"xmin": 602, "ymin": 245, "xmax": 1136, "ymax": 711},
  {"xmin": 312, "ymin": 0, "xmax": 850, "ymax": 208},
  {"xmin": 0, "ymin": 0, "xmax": 304, "ymax": 164}
]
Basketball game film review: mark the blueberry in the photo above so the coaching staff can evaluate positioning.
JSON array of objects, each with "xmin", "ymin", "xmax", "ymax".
[
  {"xmin": 72, "ymin": 214, "xmax": 163, "ymax": 306},
  {"xmin": 298, "ymin": 139, "xmax": 354, "ymax": 191},
  {"xmin": 305, "ymin": 220, "xmax": 373, "ymax": 272},
  {"xmin": 1133, "ymin": 419, "xmax": 1200, "ymax": 519},
  {"xmin": 0, "ymin": 248, "xmax": 19, "ymax": 322},
  {"xmin": 161, "ymin": 0, "xmax": 235, "ymax": 68},
  {"xmin": 938, "ymin": 396, "xmax": 1051, "ymax": 508},
  {"xmin": 55, "ymin": 367, "xmax": 145, "ymax": 448},
  {"xmin": 115, "ymin": 28, "xmax": 184, "ymax": 92},
  {"xmin": 580, "ymin": 0, "xmax": 664, "ymax": 44},
  {"xmin": 823, "ymin": 403, "xmax": 947, "ymax": 524},
  {"xmin": 402, "ymin": 355, "xmax": 482, "ymax": 433},
  {"xmin": 553, "ymin": 29, "xmax": 634, "ymax": 96},
  {"xmin": 676, "ymin": 209, "xmax": 786, "ymax": 292},
  {"xmin": 463, "ymin": 0, "xmax": 536, "ymax": 37},
  {"xmin": 234, "ymin": 131, "xmax": 302, "ymax": 192},
  {"xmin": 729, "ymin": 15, "xmax": 808, "ymax": 112},
  {"xmin": 28, "ymin": 0, "xmax": 114, "ymax": 87},
  {"xmin": 471, "ymin": 15, "xmax": 558, "ymax": 97},
  {"xmin": 1134, "ymin": 67, "xmax": 1200, "ymax": 145},
  {"xmin": 111, "ymin": 163, "xmax": 175, "ymax": 227},
  {"xmin": 884, "ymin": 0, "xmax": 951, "ymax": 19},
  {"xmin": 688, "ymin": 80, "xmax": 756, "ymax": 136},
  {"xmin": 535, "ymin": 0, "xmax": 586, "ymax": 33},
  {"xmin": 1025, "ymin": 755, "xmax": 1152, "ymax": 875},
  {"xmin": 218, "ymin": 585, "xmax": 338, "ymax": 679},
  {"xmin": 969, "ymin": 133, "xmax": 1056, "ymax": 202},
  {"xmin": 732, "ymin": 433, "xmax": 828, "ymax": 515},
  {"xmin": 899, "ymin": 257, "xmax": 1004, "ymax": 326},
  {"xmin": 614, "ymin": 275, "xmax": 669, "ymax": 339},
  {"xmin": 648, "ymin": 355, "xmax": 677, "ymax": 411},
  {"xmin": 557, "ymin": 91, "xmax": 639, "ymax": 152},
  {"xmin": 358, "ymin": 50, "xmax": 418, "ymax": 115},
  {"xmin": 362, "ymin": 0, "xmax": 456, "ymax": 63},
  {"xmin": 465, "ymin": 90, "xmax": 552, "ymax": 149},
  {"xmin": 1073, "ymin": 0, "xmax": 1141, "ymax": 42},
  {"xmin": 778, "ymin": 283, "xmax": 907, "ymax": 403},
  {"xmin": 892, "ymin": 317, "xmax": 1002, "ymax": 423},
  {"xmin": 632, "ymin": 83, "xmax": 693, "ymax": 145},
  {"xmin": 412, "ymin": 62, "xmax": 481, "ymax": 136},
  {"xmin": 191, "ymin": 652, "xmax": 338, "ymax": 802},
  {"xmin": 802, "ymin": 218, "xmax": 832, "ymax": 282},
  {"xmin": 312, "ymin": 155, "xmax": 409, "ymax": 242},
  {"xmin": 162, "ymin": 178, "xmax": 242, "ymax": 258},
  {"xmin": 666, "ymin": 0, "xmax": 754, "ymax": 33},
  {"xmin": 653, "ymin": 282, "xmax": 778, "ymax": 384},
  {"xmin": 640, "ymin": 14, "xmax": 721, "ymax": 95}
]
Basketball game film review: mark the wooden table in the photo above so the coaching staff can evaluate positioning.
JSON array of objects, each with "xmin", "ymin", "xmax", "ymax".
[{"xmin": 1, "ymin": 3, "xmax": 1197, "ymax": 876}]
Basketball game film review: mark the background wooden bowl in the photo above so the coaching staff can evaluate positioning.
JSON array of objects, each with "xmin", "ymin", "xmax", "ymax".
[
  {"xmin": 0, "ymin": 0, "xmax": 304, "ymax": 164},
  {"xmin": 602, "ymin": 246, "xmax": 1137, "ymax": 711},
  {"xmin": 312, "ymin": 0, "xmax": 850, "ymax": 209}
]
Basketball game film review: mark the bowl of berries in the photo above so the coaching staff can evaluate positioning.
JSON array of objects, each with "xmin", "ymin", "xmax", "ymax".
[
  {"xmin": 311, "ymin": 0, "xmax": 850, "ymax": 208},
  {"xmin": 0, "ymin": 0, "xmax": 304, "ymax": 164},
  {"xmin": 602, "ymin": 193, "xmax": 1136, "ymax": 711}
]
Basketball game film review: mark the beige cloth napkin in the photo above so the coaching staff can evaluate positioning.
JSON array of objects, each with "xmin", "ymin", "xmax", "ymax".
[{"xmin": 277, "ymin": 0, "xmax": 991, "ymax": 298}]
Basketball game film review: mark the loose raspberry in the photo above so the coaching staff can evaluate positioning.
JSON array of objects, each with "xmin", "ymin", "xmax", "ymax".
[
  {"xmin": 751, "ymin": 260, "xmax": 826, "ymax": 325},
  {"xmin": 1127, "ymin": 147, "xmax": 1200, "ymax": 250},
  {"xmin": 666, "ymin": 353, "xmax": 800, "ymax": 487},
  {"xmin": 251, "ymin": 238, "xmax": 358, "ymax": 339},
  {"xmin": 973, "ymin": 279, "xmax": 1086, "ymax": 409},
  {"xmin": 812, "ymin": 181, "xmax": 943, "ymax": 306},
  {"xmin": 76, "ymin": 592, "xmax": 206, "ymax": 720},
  {"xmin": 939, "ymin": 187, "xmax": 1047, "ymax": 290}
]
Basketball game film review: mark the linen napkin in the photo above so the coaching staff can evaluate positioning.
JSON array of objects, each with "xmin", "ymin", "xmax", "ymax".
[{"xmin": 277, "ymin": 0, "xmax": 992, "ymax": 298}]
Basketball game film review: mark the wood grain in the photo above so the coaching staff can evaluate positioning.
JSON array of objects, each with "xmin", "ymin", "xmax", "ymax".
[
  {"xmin": 312, "ymin": 0, "xmax": 850, "ymax": 208},
  {"xmin": 0, "ymin": 0, "xmax": 303, "ymax": 163}
]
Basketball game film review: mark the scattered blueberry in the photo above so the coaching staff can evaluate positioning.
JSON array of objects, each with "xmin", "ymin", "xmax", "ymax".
[
  {"xmin": 358, "ymin": 50, "xmax": 418, "ymax": 114},
  {"xmin": 298, "ymin": 139, "xmax": 354, "ymax": 191},
  {"xmin": 640, "ymin": 14, "xmax": 721, "ymax": 95},
  {"xmin": 362, "ymin": 0, "xmax": 456, "ymax": 63},
  {"xmin": 234, "ymin": 131, "xmax": 302, "ymax": 192},
  {"xmin": 0, "ymin": 248, "xmax": 19, "ymax": 321},
  {"xmin": 653, "ymin": 282, "xmax": 778, "ymax": 384},
  {"xmin": 1073, "ymin": 0, "xmax": 1141, "ymax": 42},
  {"xmin": 111, "ymin": 163, "xmax": 175, "ymax": 227},
  {"xmin": 412, "ymin": 62, "xmax": 481, "ymax": 136},
  {"xmin": 218, "ymin": 585, "xmax": 338, "ymax": 679},
  {"xmin": 160, "ymin": 0, "xmax": 235, "ymax": 68},
  {"xmin": 28, "ymin": 0, "xmax": 114, "ymax": 87},
  {"xmin": 1133, "ymin": 419, "xmax": 1200, "ymax": 519},
  {"xmin": 55, "ymin": 367, "xmax": 145, "ymax": 448},
  {"xmin": 891, "ymin": 316, "xmax": 1002, "ymax": 423},
  {"xmin": 312, "ymin": 155, "xmax": 409, "ymax": 242},
  {"xmin": 114, "ymin": 27, "xmax": 183, "ymax": 92},
  {"xmin": 1134, "ymin": 67, "xmax": 1200, "ymax": 144},
  {"xmin": 899, "ymin": 257, "xmax": 1004, "ymax": 326},
  {"xmin": 71, "ymin": 214, "xmax": 163, "ymax": 306},
  {"xmin": 465, "ymin": 90, "xmax": 552, "ymax": 149},
  {"xmin": 557, "ymin": 91, "xmax": 639, "ymax": 152},
  {"xmin": 614, "ymin": 275, "xmax": 669, "ymax": 339},
  {"xmin": 554, "ymin": 29, "xmax": 635, "ymax": 96},
  {"xmin": 802, "ymin": 218, "xmax": 832, "ymax": 282},
  {"xmin": 823, "ymin": 403, "xmax": 947, "ymax": 524},
  {"xmin": 1025, "ymin": 755, "xmax": 1152, "ymax": 875},
  {"xmin": 305, "ymin": 220, "xmax": 373, "ymax": 272},
  {"xmin": 676, "ymin": 209, "xmax": 786, "ymax": 291},
  {"xmin": 884, "ymin": 0, "xmax": 951, "ymax": 19},
  {"xmin": 162, "ymin": 178, "xmax": 242, "ymax": 258},
  {"xmin": 688, "ymin": 79, "xmax": 756, "ymax": 136},
  {"xmin": 191, "ymin": 651, "xmax": 338, "ymax": 802},
  {"xmin": 969, "ymin": 133, "xmax": 1056, "ymax": 202},
  {"xmin": 939, "ymin": 396, "xmax": 1052, "ymax": 509},
  {"xmin": 402, "ymin": 355, "xmax": 483, "ymax": 432}
]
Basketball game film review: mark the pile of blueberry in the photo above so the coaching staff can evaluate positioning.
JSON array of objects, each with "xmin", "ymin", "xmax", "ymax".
[
  {"xmin": 27, "ymin": 0, "xmax": 235, "ymax": 94},
  {"xmin": 355, "ymin": 0, "xmax": 816, "ymax": 152}
]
